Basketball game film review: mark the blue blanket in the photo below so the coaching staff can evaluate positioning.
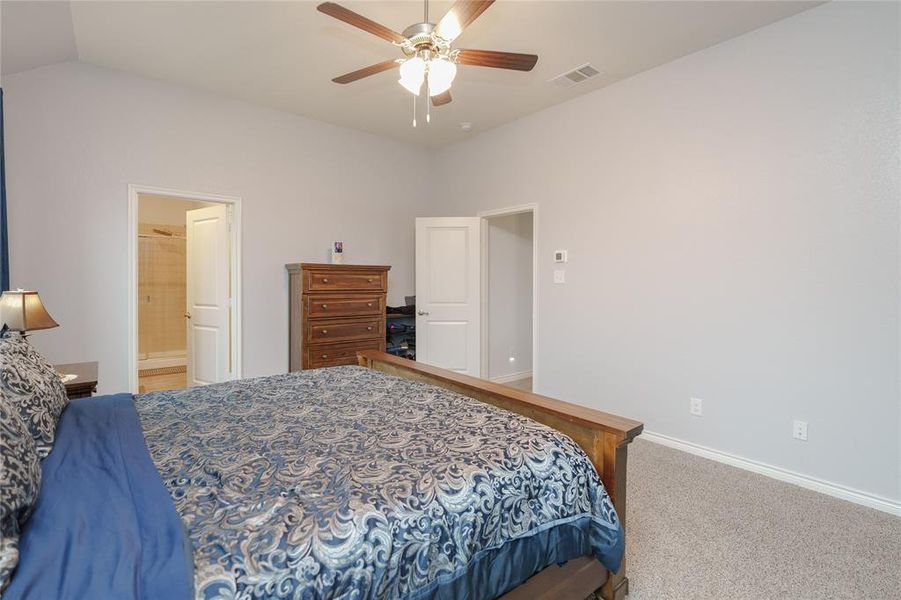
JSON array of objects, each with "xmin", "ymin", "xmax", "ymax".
[{"xmin": 5, "ymin": 394, "xmax": 192, "ymax": 600}]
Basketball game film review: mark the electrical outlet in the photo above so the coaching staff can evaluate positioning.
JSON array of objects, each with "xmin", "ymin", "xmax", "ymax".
[
  {"xmin": 690, "ymin": 397, "xmax": 703, "ymax": 416},
  {"xmin": 792, "ymin": 420, "xmax": 808, "ymax": 441},
  {"xmin": 553, "ymin": 270, "xmax": 566, "ymax": 284}
]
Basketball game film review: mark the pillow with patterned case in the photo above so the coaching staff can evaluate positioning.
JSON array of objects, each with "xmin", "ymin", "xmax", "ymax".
[
  {"xmin": 0, "ymin": 332, "xmax": 68, "ymax": 458},
  {"xmin": 0, "ymin": 394, "xmax": 42, "ymax": 592}
]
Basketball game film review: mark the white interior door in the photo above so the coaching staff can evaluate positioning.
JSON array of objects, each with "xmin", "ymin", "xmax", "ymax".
[
  {"xmin": 186, "ymin": 205, "xmax": 230, "ymax": 386},
  {"xmin": 415, "ymin": 217, "xmax": 481, "ymax": 375}
]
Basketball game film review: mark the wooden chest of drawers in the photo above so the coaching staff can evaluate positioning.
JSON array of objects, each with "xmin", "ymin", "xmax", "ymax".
[{"xmin": 287, "ymin": 263, "xmax": 390, "ymax": 371}]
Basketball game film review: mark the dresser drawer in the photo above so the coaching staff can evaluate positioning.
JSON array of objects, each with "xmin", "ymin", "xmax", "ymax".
[
  {"xmin": 304, "ymin": 294, "xmax": 384, "ymax": 319},
  {"xmin": 306, "ymin": 339, "xmax": 384, "ymax": 369},
  {"xmin": 305, "ymin": 317, "xmax": 384, "ymax": 344},
  {"xmin": 304, "ymin": 270, "xmax": 387, "ymax": 292}
]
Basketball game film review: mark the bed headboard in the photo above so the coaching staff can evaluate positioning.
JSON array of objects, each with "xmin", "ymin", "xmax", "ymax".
[{"xmin": 357, "ymin": 350, "xmax": 643, "ymax": 600}]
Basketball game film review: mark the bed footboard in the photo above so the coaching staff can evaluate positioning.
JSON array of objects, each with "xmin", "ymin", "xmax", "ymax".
[{"xmin": 357, "ymin": 351, "xmax": 643, "ymax": 600}]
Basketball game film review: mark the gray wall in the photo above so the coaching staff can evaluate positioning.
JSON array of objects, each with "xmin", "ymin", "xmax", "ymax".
[
  {"xmin": 4, "ymin": 61, "xmax": 436, "ymax": 393},
  {"xmin": 486, "ymin": 212, "xmax": 533, "ymax": 380},
  {"xmin": 434, "ymin": 2, "xmax": 900, "ymax": 502}
]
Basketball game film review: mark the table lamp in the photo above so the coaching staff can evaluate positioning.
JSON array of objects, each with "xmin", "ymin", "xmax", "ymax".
[{"xmin": 0, "ymin": 289, "xmax": 59, "ymax": 337}]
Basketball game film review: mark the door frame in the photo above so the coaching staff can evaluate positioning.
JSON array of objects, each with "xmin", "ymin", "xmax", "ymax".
[
  {"xmin": 477, "ymin": 203, "xmax": 539, "ymax": 390},
  {"xmin": 127, "ymin": 184, "xmax": 242, "ymax": 394}
]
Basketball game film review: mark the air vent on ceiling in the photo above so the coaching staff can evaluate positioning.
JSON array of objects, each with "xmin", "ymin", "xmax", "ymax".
[{"xmin": 550, "ymin": 63, "xmax": 602, "ymax": 88}]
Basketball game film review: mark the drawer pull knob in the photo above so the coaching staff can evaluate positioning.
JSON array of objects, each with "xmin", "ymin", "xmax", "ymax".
[
  {"xmin": 322, "ymin": 278, "xmax": 329, "ymax": 283},
  {"xmin": 321, "ymin": 304, "xmax": 328, "ymax": 309},
  {"xmin": 321, "ymin": 354, "xmax": 328, "ymax": 359},
  {"xmin": 367, "ymin": 303, "xmax": 373, "ymax": 307},
  {"xmin": 367, "ymin": 326, "xmax": 373, "ymax": 331},
  {"xmin": 321, "ymin": 330, "xmax": 328, "ymax": 334},
  {"xmin": 367, "ymin": 278, "xmax": 374, "ymax": 282}
]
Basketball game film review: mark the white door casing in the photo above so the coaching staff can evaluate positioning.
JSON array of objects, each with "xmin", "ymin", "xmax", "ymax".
[
  {"xmin": 186, "ymin": 205, "xmax": 230, "ymax": 386},
  {"xmin": 415, "ymin": 217, "xmax": 481, "ymax": 375}
]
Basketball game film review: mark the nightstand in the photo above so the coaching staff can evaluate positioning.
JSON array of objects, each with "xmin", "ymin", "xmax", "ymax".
[{"xmin": 54, "ymin": 361, "xmax": 99, "ymax": 400}]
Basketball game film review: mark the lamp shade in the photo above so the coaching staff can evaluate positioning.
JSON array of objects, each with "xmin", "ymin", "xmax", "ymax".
[
  {"xmin": 398, "ymin": 56, "xmax": 426, "ymax": 96},
  {"xmin": 0, "ymin": 290, "xmax": 59, "ymax": 332},
  {"xmin": 427, "ymin": 58, "xmax": 457, "ymax": 97}
]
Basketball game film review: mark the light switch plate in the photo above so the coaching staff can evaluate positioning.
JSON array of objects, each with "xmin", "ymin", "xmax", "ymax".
[
  {"xmin": 690, "ymin": 397, "xmax": 703, "ymax": 416},
  {"xmin": 553, "ymin": 270, "xmax": 565, "ymax": 284}
]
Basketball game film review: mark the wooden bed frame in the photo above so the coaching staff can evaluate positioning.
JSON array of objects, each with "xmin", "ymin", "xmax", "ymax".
[{"xmin": 357, "ymin": 351, "xmax": 644, "ymax": 600}]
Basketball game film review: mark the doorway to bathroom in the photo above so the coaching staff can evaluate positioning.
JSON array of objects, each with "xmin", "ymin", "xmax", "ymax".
[{"xmin": 128, "ymin": 186, "xmax": 241, "ymax": 394}]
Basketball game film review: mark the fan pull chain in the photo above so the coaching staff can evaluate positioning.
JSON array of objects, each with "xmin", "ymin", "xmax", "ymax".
[
  {"xmin": 427, "ymin": 96, "xmax": 431, "ymax": 124},
  {"xmin": 412, "ymin": 93, "xmax": 417, "ymax": 128}
]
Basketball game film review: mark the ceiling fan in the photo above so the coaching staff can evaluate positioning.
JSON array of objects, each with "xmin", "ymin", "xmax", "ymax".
[{"xmin": 317, "ymin": 0, "xmax": 538, "ymax": 117}]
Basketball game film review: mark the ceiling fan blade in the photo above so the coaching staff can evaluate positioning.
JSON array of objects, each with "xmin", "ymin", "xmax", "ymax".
[
  {"xmin": 456, "ymin": 49, "xmax": 538, "ymax": 71},
  {"xmin": 317, "ymin": 2, "xmax": 406, "ymax": 44},
  {"xmin": 435, "ymin": 0, "xmax": 495, "ymax": 42},
  {"xmin": 332, "ymin": 60, "xmax": 399, "ymax": 84},
  {"xmin": 431, "ymin": 91, "xmax": 452, "ymax": 106}
]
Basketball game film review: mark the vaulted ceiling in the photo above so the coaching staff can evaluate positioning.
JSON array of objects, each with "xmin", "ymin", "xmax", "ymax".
[{"xmin": 2, "ymin": 1, "xmax": 820, "ymax": 147}]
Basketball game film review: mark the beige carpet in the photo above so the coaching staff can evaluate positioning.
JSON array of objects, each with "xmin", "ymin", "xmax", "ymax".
[{"xmin": 622, "ymin": 439, "xmax": 901, "ymax": 599}]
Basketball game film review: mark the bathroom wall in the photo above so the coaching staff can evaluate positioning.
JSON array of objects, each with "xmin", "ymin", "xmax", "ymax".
[{"xmin": 137, "ymin": 195, "xmax": 209, "ymax": 364}]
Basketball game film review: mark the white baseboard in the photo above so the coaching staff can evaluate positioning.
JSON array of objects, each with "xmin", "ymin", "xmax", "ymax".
[
  {"xmin": 489, "ymin": 371, "xmax": 533, "ymax": 384},
  {"xmin": 641, "ymin": 431, "xmax": 901, "ymax": 517}
]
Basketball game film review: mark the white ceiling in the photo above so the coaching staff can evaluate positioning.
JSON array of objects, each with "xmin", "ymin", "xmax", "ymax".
[
  {"xmin": 2, "ymin": 1, "xmax": 820, "ymax": 148},
  {"xmin": 1, "ymin": 1, "xmax": 78, "ymax": 76}
]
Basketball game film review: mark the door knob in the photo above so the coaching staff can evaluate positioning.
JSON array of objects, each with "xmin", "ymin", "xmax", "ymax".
[
  {"xmin": 417, "ymin": 310, "xmax": 429, "ymax": 316},
  {"xmin": 184, "ymin": 312, "xmax": 192, "ymax": 319}
]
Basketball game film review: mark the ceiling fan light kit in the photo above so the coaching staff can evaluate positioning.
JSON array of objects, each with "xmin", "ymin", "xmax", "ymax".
[
  {"xmin": 399, "ymin": 56, "xmax": 426, "ymax": 95},
  {"xmin": 426, "ymin": 58, "xmax": 457, "ymax": 96},
  {"xmin": 317, "ymin": 0, "xmax": 538, "ymax": 126}
]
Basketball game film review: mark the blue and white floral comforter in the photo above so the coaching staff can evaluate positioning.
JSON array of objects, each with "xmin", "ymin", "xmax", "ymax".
[{"xmin": 136, "ymin": 366, "xmax": 624, "ymax": 600}]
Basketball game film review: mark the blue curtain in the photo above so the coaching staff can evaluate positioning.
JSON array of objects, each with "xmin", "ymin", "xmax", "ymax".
[{"xmin": 0, "ymin": 88, "xmax": 8, "ymax": 291}]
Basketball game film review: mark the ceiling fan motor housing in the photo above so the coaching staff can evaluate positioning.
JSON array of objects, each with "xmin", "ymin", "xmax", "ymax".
[
  {"xmin": 401, "ymin": 22, "xmax": 451, "ymax": 57},
  {"xmin": 403, "ymin": 22, "xmax": 435, "ymax": 42}
]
